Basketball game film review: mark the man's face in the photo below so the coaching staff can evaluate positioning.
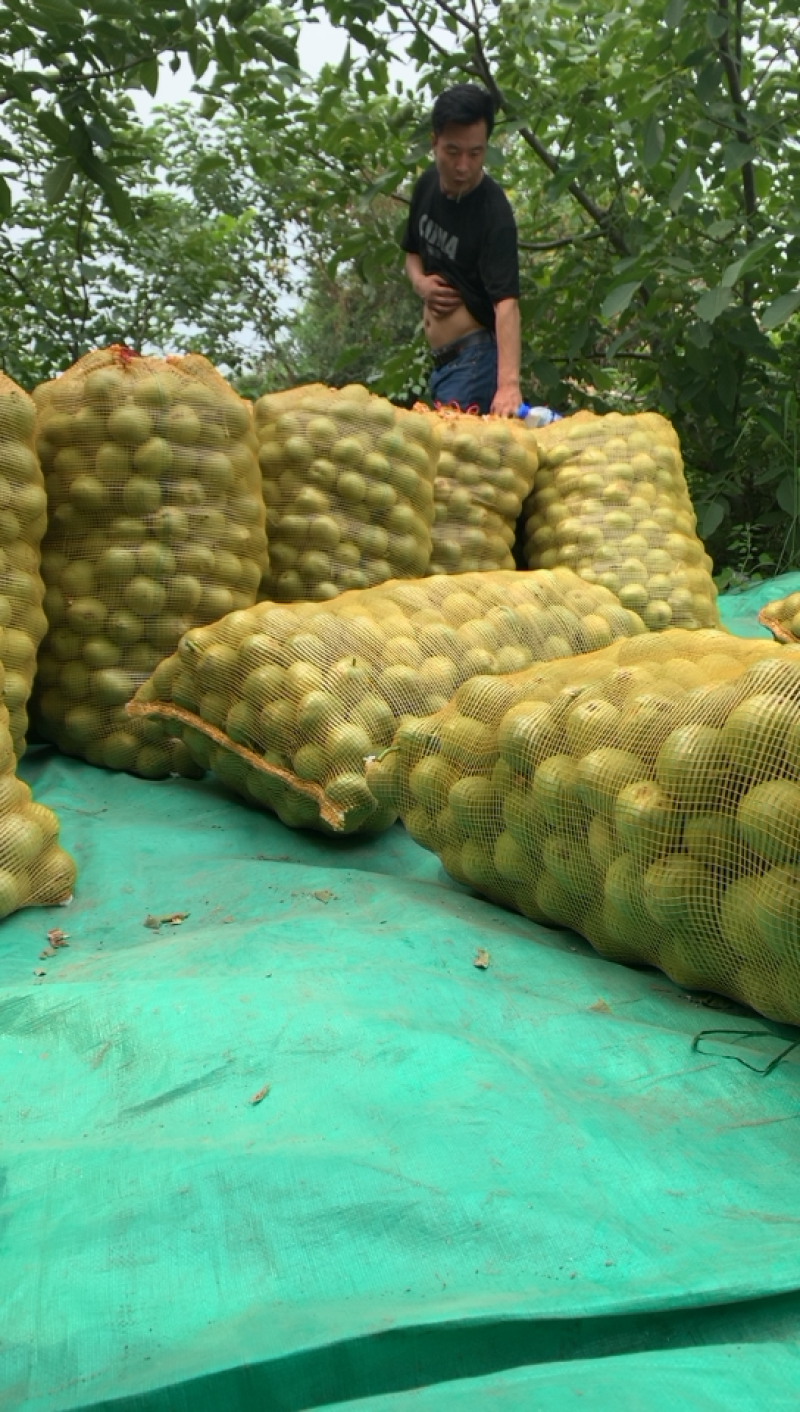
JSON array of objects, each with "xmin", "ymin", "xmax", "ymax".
[{"xmin": 432, "ymin": 120, "xmax": 488, "ymax": 198}]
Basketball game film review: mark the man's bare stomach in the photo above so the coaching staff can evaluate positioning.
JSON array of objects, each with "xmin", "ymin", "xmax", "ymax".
[{"xmin": 424, "ymin": 301, "xmax": 484, "ymax": 350}]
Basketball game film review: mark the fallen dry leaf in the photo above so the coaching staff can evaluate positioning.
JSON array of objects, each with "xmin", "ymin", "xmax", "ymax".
[
  {"xmin": 473, "ymin": 948, "xmax": 491, "ymax": 970},
  {"xmin": 249, "ymin": 1084, "xmax": 270, "ymax": 1106},
  {"xmin": 313, "ymin": 889, "xmax": 334, "ymax": 904},
  {"xmin": 47, "ymin": 928, "xmax": 69, "ymax": 948}
]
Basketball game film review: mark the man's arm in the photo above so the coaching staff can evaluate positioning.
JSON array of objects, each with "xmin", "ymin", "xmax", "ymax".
[
  {"xmin": 405, "ymin": 253, "xmax": 463, "ymax": 316},
  {"xmin": 491, "ymin": 298, "xmax": 522, "ymax": 416}
]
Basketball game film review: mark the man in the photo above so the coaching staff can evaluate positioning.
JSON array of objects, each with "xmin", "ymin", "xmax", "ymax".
[{"xmin": 401, "ymin": 83, "xmax": 522, "ymax": 417}]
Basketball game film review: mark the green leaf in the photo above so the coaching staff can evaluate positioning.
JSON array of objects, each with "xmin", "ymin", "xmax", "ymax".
[
  {"xmin": 138, "ymin": 56, "xmax": 159, "ymax": 98},
  {"xmin": 642, "ymin": 114, "xmax": 665, "ymax": 168},
  {"xmin": 333, "ymin": 344, "xmax": 365, "ymax": 371},
  {"xmin": 700, "ymin": 500, "xmax": 726, "ymax": 536},
  {"xmin": 720, "ymin": 235, "xmax": 777, "ymax": 288},
  {"xmin": 0, "ymin": 175, "xmax": 11, "ymax": 219},
  {"xmin": 34, "ymin": 0, "xmax": 83, "ymax": 21},
  {"xmin": 668, "ymin": 163, "xmax": 693, "ymax": 211},
  {"xmin": 706, "ymin": 218, "xmax": 736, "ymax": 238},
  {"xmin": 600, "ymin": 281, "xmax": 641, "ymax": 320},
  {"xmin": 664, "ymin": 0, "xmax": 687, "ymax": 27},
  {"xmin": 777, "ymin": 475, "xmax": 800, "ymax": 516},
  {"xmin": 706, "ymin": 12, "xmax": 729, "ymax": 38},
  {"xmin": 260, "ymin": 31, "xmax": 299, "ymax": 67},
  {"xmin": 723, "ymin": 140, "xmax": 755, "ymax": 172},
  {"xmin": 35, "ymin": 110, "xmax": 71, "ymax": 147},
  {"xmin": 686, "ymin": 320, "xmax": 713, "ymax": 348},
  {"xmin": 42, "ymin": 157, "xmax": 75, "ymax": 204},
  {"xmin": 694, "ymin": 285, "xmax": 734, "ymax": 322},
  {"xmin": 214, "ymin": 29, "xmax": 238, "ymax": 74},
  {"xmin": 762, "ymin": 291, "xmax": 800, "ymax": 332}
]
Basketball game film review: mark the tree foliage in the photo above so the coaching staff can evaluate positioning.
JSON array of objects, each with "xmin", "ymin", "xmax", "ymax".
[
  {"xmin": 0, "ymin": 103, "xmax": 296, "ymax": 386},
  {"xmin": 0, "ymin": 0, "xmax": 300, "ymax": 221}
]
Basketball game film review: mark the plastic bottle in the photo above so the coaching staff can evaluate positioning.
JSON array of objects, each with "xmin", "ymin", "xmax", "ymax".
[{"xmin": 516, "ymin": 403, "xmax": 563, "ymax": 427}]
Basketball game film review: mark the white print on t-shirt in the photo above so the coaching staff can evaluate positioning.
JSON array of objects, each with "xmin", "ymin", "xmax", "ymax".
[{"xmin": 419, "ymin": 213, "xmax": 458, "ymax": 261}]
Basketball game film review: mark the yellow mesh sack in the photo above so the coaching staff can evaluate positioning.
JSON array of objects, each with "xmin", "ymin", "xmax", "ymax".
[
  {"xmin": 128, "ymin": 567, "xmax": 647, "ymax": 835},
  {"xmin": 254, "ymin": 383, "xmax": 437, "ymax": 601},
  {"xmin": 758, "ymin": 592, "xmax": 800, "ymax": 643},
  {"xmin": 0, "ymin": 372, "xmax": 49, "ymax": 757},
  {"xmin": 522, "ymin": 410, "xmax": 719, "ymax": 631},
  {"xmin": 31, "ymin": 346, "xmax": 268, "ymax": 777},
  {"xmin": 368, "ymin": 627, "xmax": 800, "ymax": 1026},
  {"xmin": 0, "ymin": 698, "xmax": 76, "ymax": 917},
  {"xmin": 426, "ymin": 408, "xmax": 538, "ymax": 574}
]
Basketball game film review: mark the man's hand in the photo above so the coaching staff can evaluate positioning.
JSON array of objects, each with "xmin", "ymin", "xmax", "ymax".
[
  {"xmin": 491, "ymin": 383, "xmax": 522, "ymax": 417},
  {"xmin": 416, "ymin": 272, "xmax": 463, "ymax": 316}
]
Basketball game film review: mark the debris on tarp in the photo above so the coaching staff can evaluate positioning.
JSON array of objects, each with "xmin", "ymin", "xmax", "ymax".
[
  {"xmin": 249, "ymin": 1084, "xmax": 270, "ymax": 1106},
  {"xmin": 313, "ymin": 889, "xmax": 334, "ymax": 904},
  {"xmin": 144, "ymin": 912, "xmax": 189, "ymax": 931},
  {"xmin": 473, "ymin": 948, "xmax": 491, "ymax": 970}
]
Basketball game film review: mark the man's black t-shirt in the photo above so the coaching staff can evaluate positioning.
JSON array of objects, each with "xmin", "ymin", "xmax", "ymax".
[{"xmin": 401, "ymin": 167, "xmax": 519, "ymax": 333}]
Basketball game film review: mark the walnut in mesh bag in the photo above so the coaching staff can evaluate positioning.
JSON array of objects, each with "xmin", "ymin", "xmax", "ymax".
[
  {"xmin": 254, "ymin": 383, "xmax": 437, "ymax": 601},
  {"xmin": 32, "ymin": 346, "xmax": 268, "ymax": 777},
  {"xmin": 0, "ymin": 697, "xmax": 75, "ymax": 917},
  {"xmin": 758, "ymin": 591, "xmax": 800, "ymax": 643},
  {"xmin": 128, "ymin": 567, "xmax": 646, "ymax": 835},
  {"xmin": 0, "ymin": 373, "xmax": 49, "ymax": 758},
  {"xmin": 428, "ymin": 409, "xmax": 538, "ymax": 574},
  {"xmin": 522, "ymin": 410, "xmax": 718, "ymax": 631},
  {"xmin": 370, "ymin": 628, "xmax": 800, "ymax": 1026}
]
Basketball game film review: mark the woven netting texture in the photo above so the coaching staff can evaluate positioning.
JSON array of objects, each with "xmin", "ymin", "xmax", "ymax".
[
  {"xmin": 31, "ymin": 346, "xmax": 268, "ymax": 778},
  {"xmin": 0, "ymin": 372, "xmax": 49, "ymax": 758},
  {"xmin": 254, "ymin": 383, "xmax": 437, "ymax": 601},
  {"xmin": 426, "ymin": 408, "xmax": 538, "ymax": 574},
  {"xmin": 367, "ymin": 628, "xmax": 800, "ymax": 1026},
  {"xmin": 0, "ymin": 696, "xmax": 76, "ymax": 918},
  {"xmin": 128, "ymin": 567, "xmax": 647, "ymax": 836},
  {"xmin": 759, "ymin": 592, "xmax": 800, "ymax": 643},
  {"xmin": 522, "ymin": 410, "xmax": 718, "ymax": 631}
]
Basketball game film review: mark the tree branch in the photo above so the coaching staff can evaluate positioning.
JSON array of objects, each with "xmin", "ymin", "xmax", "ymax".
[
  {"xmin": 520, "ymin": 230, "xmax": 603, "ymax": 251},
  {"xmin": 716, "ymin": 0, "xmax": 757, "ymax": 230}
]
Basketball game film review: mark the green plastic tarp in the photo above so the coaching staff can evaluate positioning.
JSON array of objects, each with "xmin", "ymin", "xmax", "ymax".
[
  {"xmin": 716, "ymin": 571, "xmax": 800, "ymax": 639},
  {"xmin": 1, "ymin": 582, "xmax": 799, "ymax": 1410}
]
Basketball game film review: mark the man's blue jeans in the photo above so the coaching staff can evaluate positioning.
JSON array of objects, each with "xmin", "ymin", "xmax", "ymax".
[{"xmin": 429, "ymin": 333, "xmax": 498, "ymax": 415}]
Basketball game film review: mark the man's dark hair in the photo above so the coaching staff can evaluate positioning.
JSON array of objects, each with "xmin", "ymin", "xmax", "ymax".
[{"xmin": 431, "ymin": 84, "xmax": 495, "ymax": 139}]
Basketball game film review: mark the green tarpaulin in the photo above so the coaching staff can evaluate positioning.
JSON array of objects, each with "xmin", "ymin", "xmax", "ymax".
[{"xmin": 2, "ymin": 583, "xmax": 800, "ymax": 1411}]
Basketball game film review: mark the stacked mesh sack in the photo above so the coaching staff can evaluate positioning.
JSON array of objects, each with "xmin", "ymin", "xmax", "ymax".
[
  {"xmin": 759, "ymin": 591, "xmax": 800, "ymax": 642},
  {"xmin": 254, "ymin": 383, "xmax": 437, "ymax": 601},
  {"xmin": 0, "ymin": 375, "xmax": 75, "ymax": 917},
  {"xmin": 368, "ymin": 628, "xmax": 800, "ymax": 1026},
  {"xmin": 426, "ymin": 407, "xmax": 539, "ymax": 574},
  {"xmin": 128, "ymin": 567, "xmax": 647, "ymax": 835},
  {"xmin": 32, "ymin": 346, "xmax": 268, "ymax": 777},
  {"xmin": 522, "ymin": 410, "xmax": 718, "ymax": 630},
  {"xmin": 0, "ymin": 373, "xmax": 49, "ymax": 757},
  {"xmin": 0, "ymin": 695, "xmax": 76, "ymax": 917}
]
